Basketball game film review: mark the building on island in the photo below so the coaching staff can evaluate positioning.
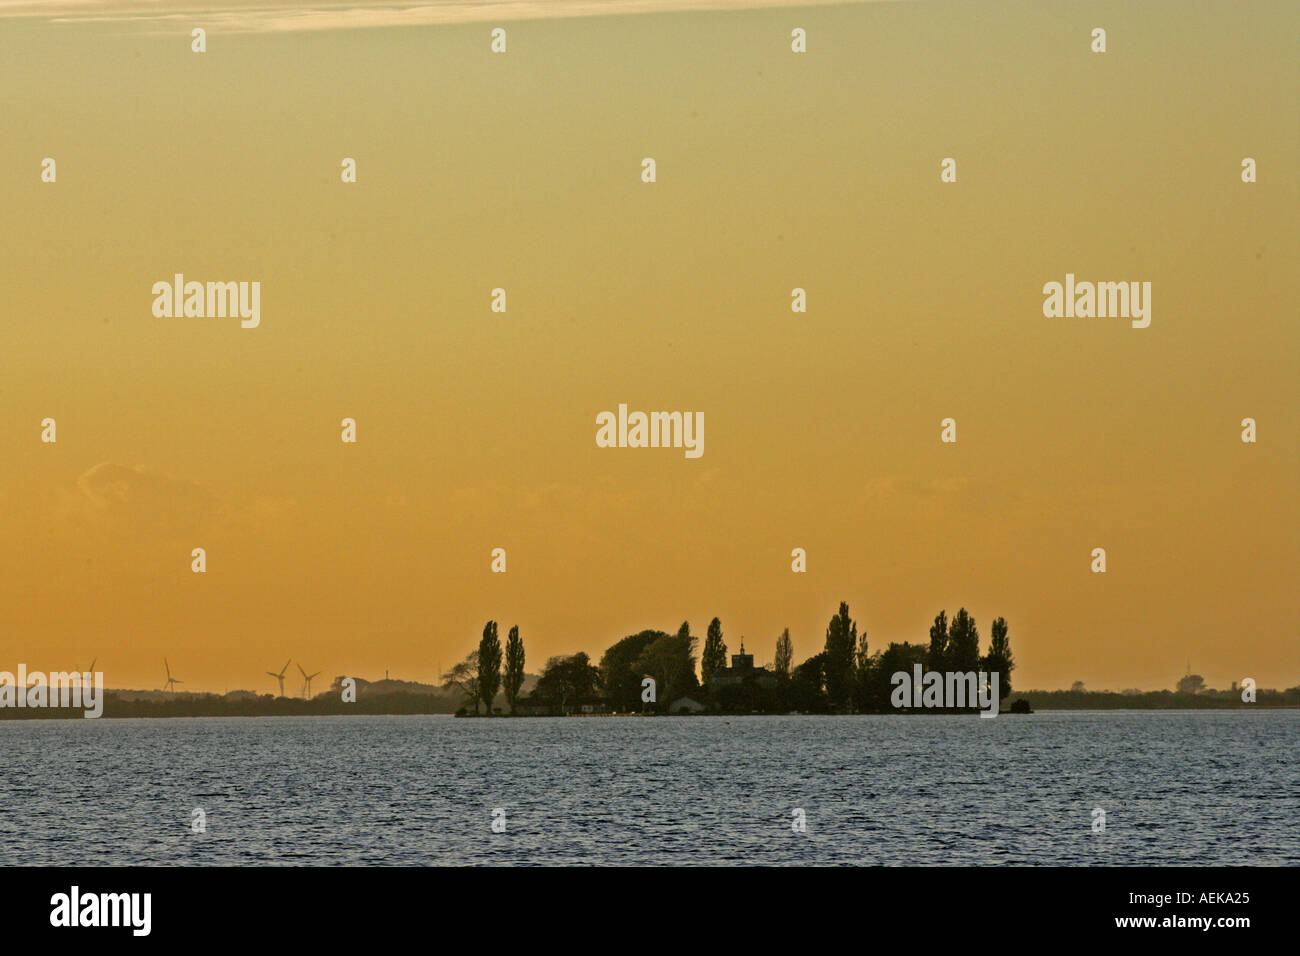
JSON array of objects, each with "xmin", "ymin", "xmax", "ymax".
[{"xmin": 707, "ymin": 640, "xmax": 778, "ymax": 691}]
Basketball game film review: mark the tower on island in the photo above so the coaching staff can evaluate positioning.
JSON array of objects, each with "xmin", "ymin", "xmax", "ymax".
[{"xmin": 708, "ymin": 638, "xmax": 776, "ymax": 690}]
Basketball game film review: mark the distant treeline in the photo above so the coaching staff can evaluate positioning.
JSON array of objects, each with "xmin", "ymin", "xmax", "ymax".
[
  {"xmin": 0, "ymin": 690, "xmax": 460, "ymax": 720},
  {"xmin": 1009, "ymin": 687, "xmax": 1299, "ymax": 710}
]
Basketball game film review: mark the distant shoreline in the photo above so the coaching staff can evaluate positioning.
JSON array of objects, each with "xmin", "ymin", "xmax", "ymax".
[{"xmin": 1, "ymin": 688, "xmax": 1295, "ymax": 721}]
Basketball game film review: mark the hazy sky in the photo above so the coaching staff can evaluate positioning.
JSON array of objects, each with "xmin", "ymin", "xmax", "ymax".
[{"xmin": 1, "ymin": 0, "xmax": 1296, "ymax": 694}]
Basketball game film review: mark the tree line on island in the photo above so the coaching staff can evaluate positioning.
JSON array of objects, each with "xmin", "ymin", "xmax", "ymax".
[
  {"xmin": 7, "ymin": 604, "xmax": 1297, "ymax": 719},
  {"xmin": 442, "ymin": 601, "xmax": 1017, "ymax": 716}
]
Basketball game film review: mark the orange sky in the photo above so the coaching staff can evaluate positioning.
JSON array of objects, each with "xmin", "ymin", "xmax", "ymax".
[{"xmin": 1, "ymin": 0, "xmax": 1296, "ymax": 693}]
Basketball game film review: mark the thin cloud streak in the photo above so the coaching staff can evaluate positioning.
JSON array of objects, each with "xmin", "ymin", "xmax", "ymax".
[{"xmin": 4, "ymin": 0, "xmax": 897, "ymax": 34}]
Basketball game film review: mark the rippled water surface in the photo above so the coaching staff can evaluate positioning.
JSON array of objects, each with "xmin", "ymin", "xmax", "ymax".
[{"xmin": 2, "ymin": 712, "xmax": 1295, "ymax": 865}]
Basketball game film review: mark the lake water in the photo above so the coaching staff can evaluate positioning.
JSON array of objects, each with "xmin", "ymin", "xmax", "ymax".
[{"xmin": 1, "ymin": 711, "xmax": 1295, "ymax": 865}]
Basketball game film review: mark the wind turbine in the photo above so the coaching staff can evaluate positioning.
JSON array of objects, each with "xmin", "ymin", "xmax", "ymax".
[
  {"xmin": 163, "ymin": 658, "xmax": 182, "ymax": 694},
  {"xmin": 297, "ymin": 662, "xmax": 320, "ymax": 699},
  {"xmin": 267, "ymin": 659, "xmax": 291, "ymax": 697}
]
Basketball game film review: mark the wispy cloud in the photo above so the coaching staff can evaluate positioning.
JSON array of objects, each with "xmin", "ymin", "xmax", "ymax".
[
  {"xmin": 3, "ymin": 0, "xmax": 892, "ymax": 34},
  {"xmin": 73, "ymin": 461, "xmax": 224, "ymax": 538}
]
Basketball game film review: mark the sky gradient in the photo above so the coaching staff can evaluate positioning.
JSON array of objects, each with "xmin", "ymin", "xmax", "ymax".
[{"xmin": 1, "ymin": 0, "xmax": 1296, "ymax": 694}]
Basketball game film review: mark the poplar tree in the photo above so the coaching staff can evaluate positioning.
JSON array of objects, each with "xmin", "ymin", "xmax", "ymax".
[
  {"xmin": 928, "ymin": 610, "xmax": 949, "ymax": 673},
  {"xmin": 503, "ymin": 625, "xmax": 526, "ymax": 714},
  {"xmin": 477, "ymin": 620, "xmax": 502, "ymax": 714},
  {"xmin": 983, "ymin": 617, "xmax": 1014, "ymax": 697},
  {"xmin": 774, "ymin": 628, "xmax": 794, "ymax": 678},
  {"xmin": 947, "ymin": 608, "xmax": 981, "ymax": 674},
  {"xmin": 823, "ymin": 602, "xmax": 858, "ymax": 711},
  {"xmin": 701, "ymin": 617, "xmax": 728, "ymax": 683}
]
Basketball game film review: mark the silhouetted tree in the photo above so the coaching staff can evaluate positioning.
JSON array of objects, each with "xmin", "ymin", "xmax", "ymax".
[
  {"xmin": 701, "ymin": 617, "xmax": 728, "ymax": 684},
  {"xmin": 442, "ymin": 652, "xmax": 479, "ymax": 712},
  {"xmin": 535, "ymin": 653, "xmax": 601, "ymax": 714},
  {"xmin": 871, "ymin": 641, "xmax": 930, "ymax": 711},
  {"xmin": 927, "ymin": 610, "xmax": 949, "ymax": 673},
  {"xmin": 600, "ymin": 630, "xmax": 667, "ymax": 711},
  {"xmin": 823, "ymin": 601, "xmax": 858, "ymax": 711},
  {"xmin": 477, "ymin": 620, "xmax": 502, "ymax": 714},
  {"xmin": 774, "ymin": 628, "xmax": 794, "ymax": 678},
  {"xmin": 855, "ymin": 631, "xmax": 870, "ymax": 673},
  {"xmin": 1177, "ymin": 673, "xmax": 1206, "ymax": 695},
  {"xmin": 676, "ymin": 620, "xmax": 695, "ymax": 657},
  {"xmin": 789, "ymin": 652, "xmax": 829, "ymax": 712},
  {"xmin": 852, "ymin": 650, "xmax": 879, "ymax": 712},
  {"xmin": 947, "ymin": 607, "xmax": 981, "ymax": 673},
  {"xmin": 851, "ymin": 631, "xmax": 872, "ymax": 710},
  {"xmin": 635, "ymin": 625, "xmax": 699, "ymax": 710},
  {"xmin": 983, "ymin": 616, "xmax": 1014, "ymax": 698},
  {"xmin": 503, "ymin": 625, "xmax": 526, "ymax": 714}
]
